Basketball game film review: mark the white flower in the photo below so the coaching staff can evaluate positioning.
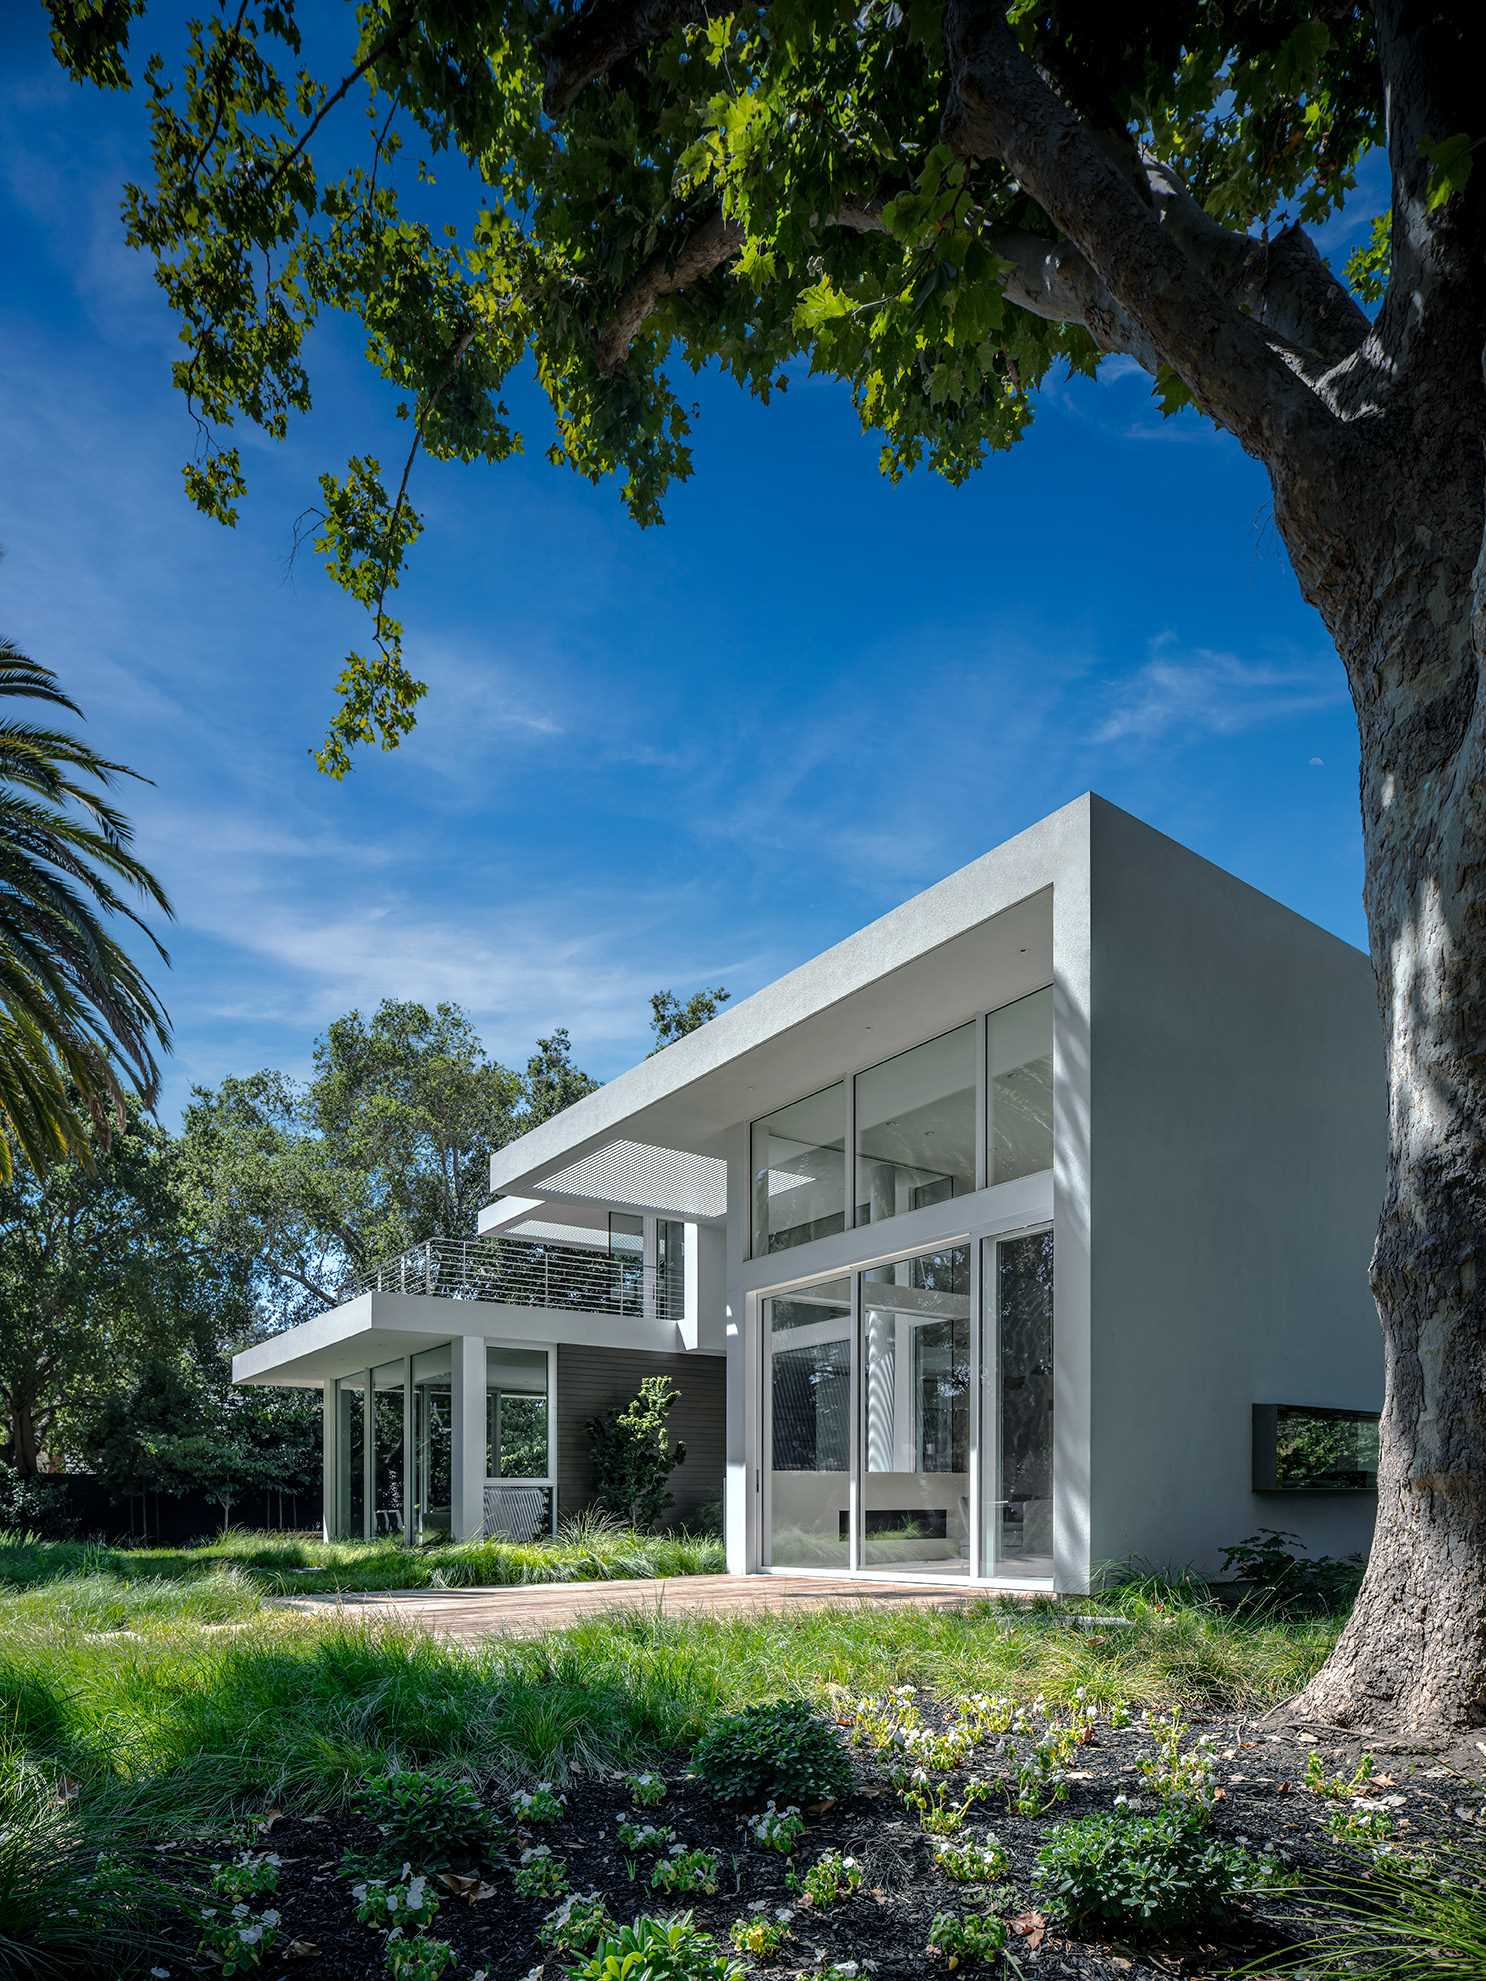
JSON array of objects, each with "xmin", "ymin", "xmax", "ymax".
[
  {"xmin": 237, "ymin": 1926, "xmax": 263, "ymax": 1947},
  {"xmin": 521, "ymin": 1845, "xmax": 552, "ymax": 1864},
  {"xmin": 748, "ymin": 1900, "xmax": 767, "ymax": 1913},
  {"xmin": 261, "ymin": 1910, "xmax": 280, "ymax": 1928},
  {"xmin": 150, "ymin": 1969, "xmax": 172, "ymax": 1978}
]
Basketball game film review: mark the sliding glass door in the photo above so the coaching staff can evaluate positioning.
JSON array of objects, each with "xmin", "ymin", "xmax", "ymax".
[{"xmin": 761, "ymin": 1227, "xmax": 1052, "ymax": 1583}]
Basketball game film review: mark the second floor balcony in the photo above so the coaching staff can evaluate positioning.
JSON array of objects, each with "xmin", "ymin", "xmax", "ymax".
[{"xmin": 340, "ymin": 1234, "xmax": 681, "ymax": 1322}]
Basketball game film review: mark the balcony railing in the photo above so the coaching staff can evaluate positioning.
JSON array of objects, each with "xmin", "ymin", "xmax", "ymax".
[{"xmin": 341, "ymin": 1235, "xmax": 680, "ymax": 1320}]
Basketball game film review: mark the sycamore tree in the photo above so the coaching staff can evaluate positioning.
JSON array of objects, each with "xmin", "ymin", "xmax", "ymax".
[{"xmin": 45, "ymin": 1, "xmax": 1485, "ymax": 1733}]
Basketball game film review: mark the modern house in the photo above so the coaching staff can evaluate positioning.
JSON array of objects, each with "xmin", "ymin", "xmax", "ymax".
[{"xmin": 236, "ymin": 793, "xmax": 1386, "ymax": 1590}]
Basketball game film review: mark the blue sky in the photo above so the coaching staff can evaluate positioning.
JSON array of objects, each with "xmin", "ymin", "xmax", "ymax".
[{"xmin": 0, "ymin": 8, "xmax": 1374, "ymax": 1122}]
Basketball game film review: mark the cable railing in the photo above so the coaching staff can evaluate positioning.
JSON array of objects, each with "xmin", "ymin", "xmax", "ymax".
[{"xmin": 340, "ymin": 1235, "xmax": 681, "ymax": 1320}]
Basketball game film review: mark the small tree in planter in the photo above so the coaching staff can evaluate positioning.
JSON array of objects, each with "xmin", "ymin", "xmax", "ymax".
[{"xmin": 588, "ymin": 1376, "xmax": 686, "ymax": 1531}]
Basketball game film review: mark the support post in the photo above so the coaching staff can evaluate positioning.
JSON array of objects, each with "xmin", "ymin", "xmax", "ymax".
[
  {"xmin": 450, "ymin": 1335, "xmax": 487, "ymax": 1541},
  {"xmin": 321, "ymin": 1383, "xmax": 337, "ymax": 1542}
]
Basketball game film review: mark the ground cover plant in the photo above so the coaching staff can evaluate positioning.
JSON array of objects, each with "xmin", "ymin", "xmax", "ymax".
[
  {"xmin": 0, "ymin": 1521, "xmax": 726, "ymax": 1598},
  {"xmin": 3, "ymin": 1540, "xmax": 1483, "ymax": 1976}
]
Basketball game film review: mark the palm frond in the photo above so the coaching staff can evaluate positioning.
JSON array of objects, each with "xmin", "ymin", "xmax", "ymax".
[{"xmin": 0, "ymin": 638, "xmax": 172, "ymax": 1173}]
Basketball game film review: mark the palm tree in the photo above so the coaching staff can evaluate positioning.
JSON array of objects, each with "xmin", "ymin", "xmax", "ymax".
[{"xmin": 0, "ymin": 637, "xmax": 172, "ymax": 1177}]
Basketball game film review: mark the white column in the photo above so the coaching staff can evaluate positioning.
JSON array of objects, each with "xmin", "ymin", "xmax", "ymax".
[
  {"xmin": 449, "ymin": 1335, "xmax": 487, "ymax": 1541},
  {"xmin": 321, "ymin": 1383, "xmax": 337, "ymax": 1543}
]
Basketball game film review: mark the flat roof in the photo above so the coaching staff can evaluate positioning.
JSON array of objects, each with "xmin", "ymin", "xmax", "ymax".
[{"xmin": 489, "ymin": 793, "xmax": 1087, "ymax": 1207}]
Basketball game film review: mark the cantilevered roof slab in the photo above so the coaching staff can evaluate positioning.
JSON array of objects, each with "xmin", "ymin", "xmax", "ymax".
[{"xmin": 489, "ymin": 794, "xmax": 1083, "ymax": 1211}]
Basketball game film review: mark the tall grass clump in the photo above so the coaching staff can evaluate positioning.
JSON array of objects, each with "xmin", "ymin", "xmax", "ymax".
[{"xmin": 1256, "ymin": 1840, "xmax": 1486, "ymax": 1979}]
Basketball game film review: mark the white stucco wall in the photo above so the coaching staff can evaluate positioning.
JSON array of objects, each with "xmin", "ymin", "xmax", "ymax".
[{"xmin": 1086, "ymin": 799, "xmax": 1385, "ymax": 1579}]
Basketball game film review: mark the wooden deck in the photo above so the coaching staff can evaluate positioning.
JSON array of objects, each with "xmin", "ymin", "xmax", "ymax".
[{"xmin": 274, "ymin": 1572, "xmax": 993, "ymax": 1642}]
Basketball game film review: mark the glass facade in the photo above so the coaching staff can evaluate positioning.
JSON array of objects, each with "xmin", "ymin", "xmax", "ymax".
[
  {"xmin": 856, "ymin": 1024, "xmax": 976, "ymax": 1224},
  {"xmin": 751, "ymin": 1083, "xmax": 845, "ymax": 1256},
  {"xmin": 987, "ymin": 988, "xmax": 1053, "ymax": 1185},
  {"xmin": 765, "ymin": 1275, "xmax": 852, "ymax": 1568},
  {"xmin": 761, "ymin": 1231, "xmax": 1054, "ymax": 1585},
  {"xmin": 983, "ymin": 1229, "xmax": 1055, "ymax": 1579},
  {"xmin": 411, "ymin": 1344, "xmax": 452, "ymax": 1539}
]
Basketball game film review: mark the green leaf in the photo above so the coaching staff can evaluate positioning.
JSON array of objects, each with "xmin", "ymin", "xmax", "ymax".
[{"xmin": 1422, "ymin": 132, "xmax": 1475, "ymax": 212}]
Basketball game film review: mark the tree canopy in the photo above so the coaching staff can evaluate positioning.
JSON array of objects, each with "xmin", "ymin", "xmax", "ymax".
[{"xmin": 44, "ymin": 0, "xmax": 1417, "ymax": 773}]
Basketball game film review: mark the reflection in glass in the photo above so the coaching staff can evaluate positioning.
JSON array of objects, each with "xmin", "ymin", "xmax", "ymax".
[
  {"xmin": 861, "ymin": 1247, "xmax": 970, "ymax": 1573},
  {"xmin": 985, "ymin": 1230, "xmax": 1054, "ymax": 1578},
  {"xmin": 372, "ymin": 1360, "xmax": 406, "ymax": 1538},
  {"xmin": 485, "ymin": 1345, "xmax": 550, "ymax": 1478},
  {"xmin": 1266, "ymin": 1406, "xmax": 1379, "ymax": 1491},
  {"xmin": 766, "ymin": 1276, "xmax": 851, "ymax": 1567},
  {"xmin": 412, "ymin": 1343, "xmax": 452, "ymax": 1539},
  {"xmin": 987, "ymin": 988, "xmax": 1053, "ymax": 1184},
  {"xmin": 855, "ymin": 1025, "xmax": 976, "ymax": 1226},
  {"xmin": 751, "ymin": 1084, "xmax": 845, "ymax": 1256},
  {"xmin": 657, "ymin": 1218, "xmax": 686, "ymax": 1316},
  {"xmin": 336, "ymin": 1374, "xmax": 365, "ymax": 1539}
]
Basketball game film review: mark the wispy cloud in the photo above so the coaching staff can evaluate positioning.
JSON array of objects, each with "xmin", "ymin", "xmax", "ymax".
[{"xmin": 1093, "ymin": 638, "xmax": 1345, "ymax": 745}]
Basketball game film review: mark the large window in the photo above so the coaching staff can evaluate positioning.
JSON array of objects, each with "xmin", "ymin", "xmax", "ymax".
[
  {"xmin": 984, "ymin": 1229, "xmax": 1054, "ymax": 1578},
  {"xmin": 856, "ymin": 1024, "xmax": 976, "ymax": 1225},
  {"xmin": 1253, "ymin": 1405, "xmax": 1379, "ymax": 1491},
  {"xmin": 412, "ymin": 1345, "xmax": 452, "ymax": 1539},
  {"xmin": 372, "ymin": 1361, "xmax": 405, "ymax": 1537},
  {"xmin": 485, "ymin": 1345, "xmax": 550, "ymax": 1479},
  {"xmin": 765, "ymin": 1276, "xmax": 851, "ymax": 1567},
  {"xmin": 335, "ymin": 1373, "xmax": 365, "ymax": 1538},
  {"xmin": 751, "ymin": 1083, "xmax": 845, "ymax": 1256},
  {"xmin": 862, "ymin": 1246, "xmax": 971, "ymax": 1574},
  {"xmin": 987, "ymin": 988, "xmax": 1053, "ymax": 1184}
]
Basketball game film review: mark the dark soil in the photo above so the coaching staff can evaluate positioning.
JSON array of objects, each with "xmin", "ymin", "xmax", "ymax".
[{"xmin": 146, "ymin": 1711, "xmax": 1486, "ymax": 1981}]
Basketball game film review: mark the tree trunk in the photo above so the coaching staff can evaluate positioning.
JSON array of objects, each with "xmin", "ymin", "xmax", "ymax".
[
  {"xmin": 1278, "ymin": 412, "xmax": 1486, "ymax": 1736},
  {"xmin": 8, "ymin": 1398, "xmax": 42, "ymax": 1477}
]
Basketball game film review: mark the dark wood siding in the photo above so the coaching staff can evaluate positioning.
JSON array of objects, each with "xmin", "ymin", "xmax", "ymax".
[{"xmin": 556, "ymin": 1345, "xmax": 725, "ymax": 1530}]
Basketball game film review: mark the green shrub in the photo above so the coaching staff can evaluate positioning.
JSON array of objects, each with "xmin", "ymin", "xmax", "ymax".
[
  {"xmin": 353, "ymin": 1769, "xmax": 497, "ymax": 1865},
  {"xmin": 691, "ymin": 1698, "xmax": 853, "ymax": 1808},
  {"xmin": 567, "ymin": 1912, "xmax": 745, "ymax": 1980},
  {"xmin": 928, "ymin": 1911, "xmax": 1009, "ymax": 1967},
  {"xmin": 385, "ymin": 1932, "xmax": 457, "ymax": 1979},
  {"xmin": 1218, "ymin": 1530, "xmax": 1363, "ymax": 1614},
  {"xmin": 588, "ymin": 1377, "xmax": 687, "ymax": 1531},
  {"xmin": 1033, "ymin": 1807, "xmax": 1272, "ymax": 1939},
  {"xmin": 540, "ymin": 1891, "xmax": 615, "ymax": 1955}
]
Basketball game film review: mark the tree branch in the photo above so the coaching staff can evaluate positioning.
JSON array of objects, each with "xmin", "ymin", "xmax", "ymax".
[
  {"xmin": 941, "ymin": 0, "xmax": 1335, "ymax": 462},
  {"xmin": 543, "ymin": 0, "xmax": 699, "ymax": 115},
  {"xmin": 597, "ymin": 210, "xmax": 743, "ymax": 373}
]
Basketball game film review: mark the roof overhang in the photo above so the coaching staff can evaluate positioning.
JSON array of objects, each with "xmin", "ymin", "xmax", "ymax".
[
  {"xmin": 233, "ymin": 1292, "xmax": 693, "ymax": 1387},
  {"xmin": 489, "ymin": 795, "xmax": 1087, "ymax": 1212}
]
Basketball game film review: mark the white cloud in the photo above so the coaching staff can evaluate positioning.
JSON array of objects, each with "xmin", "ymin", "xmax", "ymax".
[{"xmin": 1094, "ymin": 639, "xmax": 1345, "ymax": 745}]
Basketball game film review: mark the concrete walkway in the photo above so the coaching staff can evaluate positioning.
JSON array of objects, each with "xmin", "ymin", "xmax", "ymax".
[{"xmin": 275, "ymin": 1572, "xmax": 992, "ymax": 1642}]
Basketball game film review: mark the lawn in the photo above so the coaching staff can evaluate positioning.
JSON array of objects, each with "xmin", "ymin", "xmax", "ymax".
[{"xmin": 1, "ymin": 1535, "xmax": 1480, "ymax": 1980}]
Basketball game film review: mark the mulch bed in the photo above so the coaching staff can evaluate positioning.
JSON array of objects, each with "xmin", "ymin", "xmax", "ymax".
[{"xmin": 145, "ymin": 1708, "xmax": 1486, "ymax": 1981}]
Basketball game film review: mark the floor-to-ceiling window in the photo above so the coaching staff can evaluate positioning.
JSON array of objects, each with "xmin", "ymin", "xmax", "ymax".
[
  {"xmin": 372, "ymin": 1361, "xmax": 406, "ymax": 1537},
  {"xmin": 983, "ymin": 1228, "xmax": 1054, "ymax": 1580},
  {"xmin": 335, "ymin": 1373, "xmax": 365, "ymax": 1538},
  {"xmin": 764, "ymin": 1275, "xmax": 852, "ymax": 1568},
  {"xmin": 862, "ymin": 1245, "xmax": 971, "ymax": 1575},
  {"xmin": 412, "ymin": 1345, "xmax": 452, "ymax": 1539},
  {"xmin": 986, "ymin": 988, "xmax": 1053, "ymax": 1184},
  {"xmin": 759, "ymin": 1228, "xmax": 1053, "ymax": 1585}
]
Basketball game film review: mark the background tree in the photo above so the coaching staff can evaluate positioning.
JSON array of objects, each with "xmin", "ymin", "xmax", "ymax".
[
  {"xmin": 649, "ymin": 985, "xmax": 730, "ymax": 1053},
  {"xmin": 44, "ymin": 0, "xmax": 1486, "ymax": 1734},
  {"xmin": 0, "ymin": 638, "xmax": 171, "ymax": 1176},
  {"xmin": 0, "ymin": 1110, "xmax": 228, "ymax": 1476},
  {"xmin": 179, "ymin": 998, "xmax": 524, "ymax": 1326},
  {"xmin": 522, "ymin": 1028, "xmax": 599, "ymax": 1127}
]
